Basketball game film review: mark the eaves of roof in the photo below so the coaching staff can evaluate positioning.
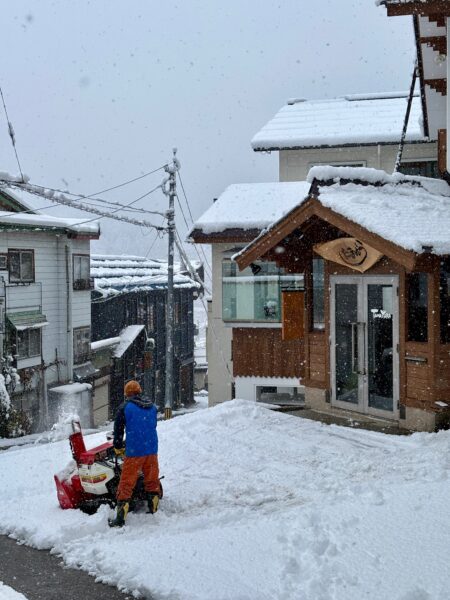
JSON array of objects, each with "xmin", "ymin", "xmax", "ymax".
[
  {"xmin": 253, "ymin": 139, "xmax": 436, "ymax": 153},
  {"xmin": 188, "ymin": 227, "xmax": 262, "ymax": 244},
  {"xmin": 235, "ymin": 194, "xmax": 418, "ymax": 273}
]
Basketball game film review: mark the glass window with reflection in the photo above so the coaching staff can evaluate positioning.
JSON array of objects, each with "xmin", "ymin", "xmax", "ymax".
[
  {"xmin": 312, "ymin": 257, "xmax": 325, "ymax": 330},
  {"xmin": 222, "ymin": 260, "xmax": 303, "ymax": 322},
  {"xmin": 407, "ymin": 273, "xmax": 428, "ymax": 342},
  {"xmin": 440, "ymin": 258, "xmax": 450, "ymax": 344}
]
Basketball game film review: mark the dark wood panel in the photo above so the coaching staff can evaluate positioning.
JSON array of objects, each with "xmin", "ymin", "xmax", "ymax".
[
  {"xmin": 282, "ymin": 291, "xmax": 304, "ymax": 341},
  {"xmin": 406, "ymin": 363, "xmax": 430, "ymax": 382},
  {"xmin": 233, "ymin": 328, "xmax": 304, "ymax": 379}
]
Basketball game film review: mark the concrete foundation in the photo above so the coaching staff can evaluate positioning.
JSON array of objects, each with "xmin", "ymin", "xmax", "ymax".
[
  {"xmin": 304, "ymin": 387, "xmax": 329, "ymax": 412},
  {"xmin": 402, "ymin": 406, "xmax": 438, "ymax": 432}
]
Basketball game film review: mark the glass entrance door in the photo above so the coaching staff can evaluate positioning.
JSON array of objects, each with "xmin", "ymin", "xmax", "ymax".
[{"xmin": 331, "ymin": 276, "xmax": 399, "ymax": 418}]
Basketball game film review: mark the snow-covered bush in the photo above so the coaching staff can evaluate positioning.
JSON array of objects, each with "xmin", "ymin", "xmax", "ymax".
[{"xmin": 0, "ymin": 371, "xmax": 31, "ymax": 438}]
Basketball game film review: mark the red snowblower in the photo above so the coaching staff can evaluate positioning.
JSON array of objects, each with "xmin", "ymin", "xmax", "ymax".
[{"xmin": 54, "ymin": 421, "xmax": 163, "ymax": 514}]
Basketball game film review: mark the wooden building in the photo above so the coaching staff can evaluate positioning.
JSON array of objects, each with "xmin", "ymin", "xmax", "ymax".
[
  {"xmin": 235, "ymin": 166, "xmax": 450, "ymax": 432},
  {"xmin": 90, "ymin": 254, "xmax": 201, "ymax": 420}
]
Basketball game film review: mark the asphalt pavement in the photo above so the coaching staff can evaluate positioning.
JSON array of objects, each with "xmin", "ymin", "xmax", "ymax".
[{"xmin": 0, "ymin": 534, "xmax": 152, "ymax": 600}]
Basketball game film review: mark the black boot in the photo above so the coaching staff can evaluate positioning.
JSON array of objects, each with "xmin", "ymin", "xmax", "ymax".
[
  {"xmin": 108, "ymin": 500, "xmax": 130, "ymax": 528},
  {"xmin": 146, "ymin": 492, "xmax": 159, "ymax": 514}
]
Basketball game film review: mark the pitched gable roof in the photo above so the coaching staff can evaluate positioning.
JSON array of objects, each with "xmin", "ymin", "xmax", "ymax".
[
  {"xmin": 251, "ymin": 93, "xmax": 430, "ymax": 151},
  {"xmin": 189, "ymin": 182, "xmax": 311, "ymax": 242},
  {"xmin": 235, "ymin": 167, "xmax": 450, "ymax": 271}
]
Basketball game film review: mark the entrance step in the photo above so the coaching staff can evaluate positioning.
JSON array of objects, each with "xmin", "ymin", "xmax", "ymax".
[{"xmin": 284, "ymin": 406, "xmax": 412, "ymax": 436}]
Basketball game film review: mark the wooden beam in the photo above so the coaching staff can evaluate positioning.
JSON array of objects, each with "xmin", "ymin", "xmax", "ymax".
[
  {"xmin": 438, "ymin": 128, "xmax": 447, "ymax": 174},
  {"xmin": 188, "ymin": 228, "xmax": 262, "ymax": 244},
  {"xmin": 420, "ymin": 35, "xmax": 447, "ymax": 55},
  {"xmin": 424, "ymin": 78, "xmax": 447, "ymax": 95},
  {"xmin": 429, "ymin": 13, "xmax": 447, "ymax": 26},
  {"xmin": 235, "ymin": 196, "xmax": 418, "ymax": 273},
  {"xmin": 385, "ymin": 1, "xmax": 450, "ymax": 17}
]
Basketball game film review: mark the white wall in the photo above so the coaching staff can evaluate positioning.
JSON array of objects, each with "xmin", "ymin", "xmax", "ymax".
[
  {"xmin": 235, "ymin": 376, "xmax": 303, "ymax": 401},
  {"xmin": 279, "ymin": 141, "xmax": 438, "ymax": 181},
  {"xmin": 0, "ymin": 230, "xmax": 92, "ymax": 402},
  {"xmin": 207, "ymin": 243, "xmax": 235, "ymax": 406}
]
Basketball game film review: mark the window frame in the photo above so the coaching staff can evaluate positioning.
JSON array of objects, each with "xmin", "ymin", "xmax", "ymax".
[
  {"xmin": 8, "ymin": 249, "xmax": 35, "ymax": 284},
  {"xmin": 406, "ymin": 272, "xmax": 428, "ymax": 343},
  {"xmin": 73, "ymin": 326, "xmax": 91, "ymax": 365},
  {"xmin": 72, "ymin": 254, "xmax": 92, "ymax": 291},
  {"xmin": 16, "ymin": 327, "xmax": 41, "ymax": 360},
  {"xmin": 221, "ymin": 258, "xmax": 303, "ymax": 323},
  {"xmin": 311, "ymin": 256, "xmax": 325, "ymax": 331}
]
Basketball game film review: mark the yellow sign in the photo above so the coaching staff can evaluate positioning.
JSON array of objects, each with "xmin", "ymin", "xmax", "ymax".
[{"xmin": 313, "ymin": 238, "xmax": 383, "ymax": 273}]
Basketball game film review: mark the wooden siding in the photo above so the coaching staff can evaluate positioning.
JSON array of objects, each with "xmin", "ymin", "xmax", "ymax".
[
  {"xmin": 232, "ymin": 328, "xmax": 304, "ymax": 379},
  {"xmin": 281, "ymin": 291, "xmax": 304, "ymax": 340}
]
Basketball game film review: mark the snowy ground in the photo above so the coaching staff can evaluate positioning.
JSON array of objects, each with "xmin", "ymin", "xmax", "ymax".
[
  {"xmin": 0, "ymin": 400, "xmax": 449, "ymax": 600},
  {"xmin": 0, "ymin": 583, "xmax": 28, "ymax": 600}
]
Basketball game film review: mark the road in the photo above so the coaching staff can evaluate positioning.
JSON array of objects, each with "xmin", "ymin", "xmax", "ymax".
[{"xmin": 0, "ymin": 535, "xmax": 152, "ymax": 600}]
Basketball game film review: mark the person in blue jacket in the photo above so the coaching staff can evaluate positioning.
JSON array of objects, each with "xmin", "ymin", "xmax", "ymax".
[{"xmin": 109, "ymin": 380, "xmax": 160, "ymax": 527}]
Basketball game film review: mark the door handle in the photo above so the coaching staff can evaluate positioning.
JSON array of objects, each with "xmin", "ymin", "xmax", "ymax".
[{"xmin": 351, "ymin": 322, "xmax": 366, "ymax": 376}]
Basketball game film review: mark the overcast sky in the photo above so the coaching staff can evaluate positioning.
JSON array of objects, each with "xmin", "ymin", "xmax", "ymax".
[{"xmin": 0, "ymin": 1, "xmax": 415, "ymax": 259}]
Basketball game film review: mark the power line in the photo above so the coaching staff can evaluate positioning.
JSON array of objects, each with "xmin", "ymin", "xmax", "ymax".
[
  {"xmin": 0, "ymin": 84, "xmax": 24, "ymax": 181},
  {"xmin": 27, "ymin": 163, "xmax": 169, "ymax": 201},
  {"xmin": 176, "ymin": 171, "xmax": 212, "ymax": 281},
  {"xmin": 2, "ymin": 180, "xmax": 166, "ymax": 231},
  {"xmin": 72, "ymin": 184, "xmax": 165, "ymax": 226}
]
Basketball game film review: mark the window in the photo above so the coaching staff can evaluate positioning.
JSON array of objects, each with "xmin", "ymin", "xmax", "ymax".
[
  {"xmin": 222, "ymin": 260, "xmax": 303, "ymax": 322},
  {"xmin": 399, "ymin": 160, "xmax": 439, "ymax": 179},
  {"xmin": 440, "ymin": 258, "xmax": 450, "ymax": 344},
  {"xmin": 9, "ymin": 250, "xmax": 34, "ymax": 283},
  {"xmin": 17, "ymin": 328, "xmax": 41, "ymax": 359},
  {"xmin": 312, "ymin": 257, "xmax": 325, "ymax": 330},
  {"xmin": 73, "ymin": 255, "xmax": 92, "ymax": 290},
  {"xmin": 407, "ymin": 273, "xmax": 428, "ymax": 342},
  {"xmin": 73, "ymin": 327, "xmax": 91, "ymax": 364},
  {"xmin": 0, "ymin": 254, "xmax": 7, "ymax": 270}
]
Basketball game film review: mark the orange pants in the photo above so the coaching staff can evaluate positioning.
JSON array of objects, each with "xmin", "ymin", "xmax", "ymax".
[{"xmin": 117, "ymin": 454, "xmax": 160, "ymax": 501}]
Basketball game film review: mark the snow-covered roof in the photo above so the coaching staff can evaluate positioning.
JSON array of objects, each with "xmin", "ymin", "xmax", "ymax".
[
  {"xmin": 251, "ymin": 92, "xmax": 430, "ymax": 151},
  {"xmin": 91, "ymin": 337, "xmax": 121, "ymax": 352},
  {"xmin": 113, "ymin": 325, "xmax": 146, "ymax": 358},
  {"xmin": 91, "ymin": 254, "xmax": 200, "ymax": 298},
  {"xmin": 309, "ymin": 168, "xmax": 450, "ymax": 255},
  {"xmin": 0, "ymin": 210, "xmax": 100, "ymax": 236},
  {"xmin": 237, "ymin": 167, "xmax": 450, "ymax": 259},
  {"xmin": 189, "ymin": 182, "xmax": 311, "ymax": 238}
]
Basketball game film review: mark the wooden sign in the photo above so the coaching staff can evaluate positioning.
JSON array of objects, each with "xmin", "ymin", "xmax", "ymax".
[{"xmin": 313, "ymin": 238, "xmax": 382, "ymax": 273}]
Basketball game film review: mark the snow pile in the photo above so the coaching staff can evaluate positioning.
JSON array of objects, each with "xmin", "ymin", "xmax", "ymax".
[
  {"xmin": 251, "ymin": 93, "xmax": 427, "ymax": 150},
  {"xmin": 189, "ymin": 181, "xmax": 311, "ymax": 236},
  {"xmin": 0, "ymin": 400, "xmax": 449, "ymax": 599},
  {"xmin": 0, "ymin": 583, "xmax": 28, "ymax": 600}
]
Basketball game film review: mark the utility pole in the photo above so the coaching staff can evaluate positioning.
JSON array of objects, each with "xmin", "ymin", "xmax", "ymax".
[{"xmin": 163, "ymin": 149, "xmax": 179, "ymax": 420}]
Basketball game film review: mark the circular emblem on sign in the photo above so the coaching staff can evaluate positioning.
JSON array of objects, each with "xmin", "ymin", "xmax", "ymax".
[{"xmin": 338, "ymin": 239, "xmax": 368, "ymax": 266}]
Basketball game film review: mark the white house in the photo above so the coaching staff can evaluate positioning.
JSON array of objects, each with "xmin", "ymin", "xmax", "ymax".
[{"xmin": 0, "ymin": 189, "xmax": 99, "ymax": 432}]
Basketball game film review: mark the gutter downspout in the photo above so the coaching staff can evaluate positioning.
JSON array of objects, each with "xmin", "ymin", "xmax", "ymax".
[{"xmin": 65, "ymin": 243, "xmax": 73, "ymax": 379}]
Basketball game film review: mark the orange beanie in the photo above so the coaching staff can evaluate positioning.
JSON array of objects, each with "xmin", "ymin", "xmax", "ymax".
[{"xmin": 124, "ymin": 380, "xmax": 142, "ymax": 397}]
